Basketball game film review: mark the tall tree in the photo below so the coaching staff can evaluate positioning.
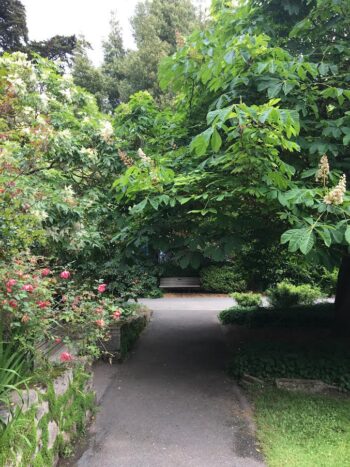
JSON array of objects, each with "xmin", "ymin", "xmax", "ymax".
[
  {"xmin": 29, "ymin": 34, "xmax": 77, "ymax": 66},
  {"xmin": 113, "ymin": 0, "xmax": 350, "ymax": 329},
  {"xmin": 117, "ymin": 0, "xmax": 199, "ymax": 100},
  {"xmin": 72, "ymin": 38, "xmax": 108, "ymax": 110},
  {"xmin": 0, "ymin": 0, "xmax": 28, "ymax": 52},
  {"xmin": 102, "ymin": 12, "xmax": 125, "ymax": 109},
  {"xmin": 1, "ymin": 0, "xmax": 77, "ymax": 65}
]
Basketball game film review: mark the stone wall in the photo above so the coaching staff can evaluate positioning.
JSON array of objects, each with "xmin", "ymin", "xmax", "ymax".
[{"xmin": 0, "ymin": 362, "xmax": 95, "ymax": 466}]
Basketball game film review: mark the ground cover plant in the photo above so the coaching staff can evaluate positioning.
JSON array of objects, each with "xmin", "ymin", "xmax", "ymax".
[
  {"xmin": 229, "ymin": 340, "xmax": 350, "ymax": 392},
  {"xmin": 251, "ymin": 387, "xmax": 350, "ymax": 467}
]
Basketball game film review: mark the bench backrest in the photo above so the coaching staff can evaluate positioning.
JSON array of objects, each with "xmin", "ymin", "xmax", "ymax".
[{"xmin": 159, "ymin": 277, "xmax": 201, "ymax": 288}]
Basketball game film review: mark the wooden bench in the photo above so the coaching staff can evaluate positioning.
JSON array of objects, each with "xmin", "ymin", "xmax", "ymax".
[{"xmin": 159, "ymin": 277, "xmax": 201, "ymax": 290}]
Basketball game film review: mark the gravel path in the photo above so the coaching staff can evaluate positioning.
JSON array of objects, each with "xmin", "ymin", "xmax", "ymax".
[{"xmin": 72, "ymin": 297, "xmax": 265, "ymax": 467}]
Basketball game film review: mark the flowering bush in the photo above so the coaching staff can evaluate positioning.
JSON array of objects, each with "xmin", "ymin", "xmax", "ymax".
[
  {"xmin": 0, "ymin": 254, "xmax": 131, "ymax": 360},
  {"xmin": 0, "ymin": 254, "xmax": 56, "ymax": 349},
  {"xmin": 0, "ymin": 52, "xmax": 124, "ymax": 265}
]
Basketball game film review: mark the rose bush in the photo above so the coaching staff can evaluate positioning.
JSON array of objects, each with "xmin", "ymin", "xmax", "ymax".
[{"xmin": 0, "ymin": 254, "xmax": 131, "ymax": 360}]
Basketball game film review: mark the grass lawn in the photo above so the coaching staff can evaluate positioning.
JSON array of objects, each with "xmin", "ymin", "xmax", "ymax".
[{"xmin": 251, "ymin": 387, "xmax": 350, "ymax": 467}]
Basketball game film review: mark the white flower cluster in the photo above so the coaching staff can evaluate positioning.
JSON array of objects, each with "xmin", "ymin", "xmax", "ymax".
[
  {"xmin": 81, "ymin": 147, "xmax": 98, "ymax": 162},
  {"xmin": 32, "ymin": 209, "xmax": 49, "ymax": 221},
  {"xmin": 324, "ymin": 174, "xmax": 347, "ymax": 205},
  {"xmin": 315, "ymin": 154, "xmax": 330, "ymax": 186},
  {"xmin": 63, "ymin": 185, "xmax": 76, "ymax": 205},
  {"xmin": 137, "ymin": 148, "xmax": 152, "ymax": 164},
  {"xmin": 100, "ymin": 121, "xmax": 114, "ymax": 142}
]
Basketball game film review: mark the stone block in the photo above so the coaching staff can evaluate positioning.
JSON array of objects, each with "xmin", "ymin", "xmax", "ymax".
[
  {"xmin": 275, "ymin": 378, "xmax": 339, "ymax": 394},
  {"xmin": 11, "ymin": 389, "xmax": 38, "ymax": 412},
  {"xmin": 0, "ymin": 407, "xmax": 12, "ymax": 425},
  {"xmin": 240, "ymin": 374, "xmax": 264, "ymax": 388},
  {"xmin": 53, "ymin": 369, "xmax": 73, "ymax": 397},
  {"xmin": 36, "ymin": 400, "xmax": 49, "ymax": 422},
  {"xmin": 47, "ymin": 420, "xmax": 59, "ymax": 450}
]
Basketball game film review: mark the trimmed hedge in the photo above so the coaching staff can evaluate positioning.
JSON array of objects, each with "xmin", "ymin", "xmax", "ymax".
[{"xmin": 218, "ymin": 303, "xmax": 334, "ymax": 328}]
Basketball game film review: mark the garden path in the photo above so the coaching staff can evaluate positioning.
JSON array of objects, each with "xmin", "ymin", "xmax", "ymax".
[{"xmin": 71, "ymin": 296, "xmax": 264, "ymax": 467}]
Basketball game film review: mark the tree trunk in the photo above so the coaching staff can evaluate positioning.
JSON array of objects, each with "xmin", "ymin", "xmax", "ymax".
[{"xmin": 334, "ymin": 255, "xmax": 350, "ymax": 333}]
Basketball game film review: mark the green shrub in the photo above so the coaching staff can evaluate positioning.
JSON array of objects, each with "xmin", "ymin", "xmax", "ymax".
[
  {"xmin": 228, "ymin": 341, "xmax": 350, "ymax": 391},
  {"xmin": 267, "ymin": 281, "xmax": 323, "ymax": 308},
  {"xmin": 200, "ymin": 265, "xmax": 247, "ymax": 293},
  {"xmin": 218, "ymin": 303, "xmax": 334, "ymax": 328},
  {"xmin": 87, "ymin": 259, "xmax": 162, "ymax": 299},
  {"xmin": 231, "ymin": 292, "xmax": 262, "ymax": 307},
  {"xmin": 120, "ymin": 315, "xmax": 148, "ymax": 360},
  {"xmin": 319, "ymin": 268, "xmax": 338, "ymax": 297}
]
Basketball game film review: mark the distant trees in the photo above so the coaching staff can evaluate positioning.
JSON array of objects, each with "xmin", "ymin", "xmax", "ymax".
[
  {"xmin": 0, "ymin": 0, "xmax": 28, "ymax": 52},
  {"xmin": 1, "ymin": 0, "xmax": 203, "ymax": 109},
  {"xmin": 0, "ymin": 0, "xmax": 76, "ymax": 65},
  {"xmin": 73, "ymin": 0, "xmax": 202, "ymax": 108}
]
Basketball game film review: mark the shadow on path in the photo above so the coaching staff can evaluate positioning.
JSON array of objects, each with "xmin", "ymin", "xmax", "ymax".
[{"xmin": 68, "ymin": 297, "xmax": 265, "ymax": 467}]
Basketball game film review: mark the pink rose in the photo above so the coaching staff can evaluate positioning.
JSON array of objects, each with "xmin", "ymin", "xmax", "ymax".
[
  {"xmin": 97, "ymin": 283, "xmax": 107, "ymax": 293},
  {"xmin": 9, "ymin": 299, "xmax": 17, "ymax": 308},
  {"xmin": 6, "ymin": 279, "xmax": 16, "ymax": 288},
  {"xmin": 112, "ymin": 310, "xmax": 121, "ymax": 320},
  {"xmin": 37, "ymin": 300, "xmax": 50, "ymax": 309},
  {"xmin": 60, "ymin": 270, "xmax": 70, "ymax": 279},
  {"xmin": 22, "ymin": 284, "xmax": 34, "ymax": 293},
  {"xmin": 41, "ymin": 268, "xmax": 51, "ymax": 277},
  {"xmin": 54, "ymin": 337, "xmax": 62, "ymax": 344},
  {"xmin": 60, "ymin": 352, "xmax": 73, "ymax": 362},
  {"xmin": 95, "ymin": 319, "xmax": 105, "ymax": 328}
]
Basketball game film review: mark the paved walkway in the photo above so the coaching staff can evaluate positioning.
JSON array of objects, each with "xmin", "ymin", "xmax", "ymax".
[{"xmin": 72, "ymin": 297, "xmax": 264, "ymax": 467}]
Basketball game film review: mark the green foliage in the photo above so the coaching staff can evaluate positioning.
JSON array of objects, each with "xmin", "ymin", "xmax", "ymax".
[
  {"xmin": 0, "ymin": 0, "xmax": 28, "ymax": 53},
  {"xmin": 318, "ymin": 268, "xmax": 338, "ymax": 297},
  {"xmin": 88, "ymin": 259, "xmax": 162, "ymax": 300},
  {"xmin": 229, "ymin": 341, "xmax": 350, "ymax": 392},
  {"xmin": 29, "ymin": 35, "xmax": 77, "ymax": 66},
  {"xmin": 117, "ymin": 0, "xmax": 199, "ymax": 100},
  {"xmin": 0, "ymin": 341, "xmax": 30, "ymax": 416},
  {"xmin": 231, "ymin": 242, "xmax": 339, "ymax": 293},
  {"xmin": 267, "ymin": 281, "xmax": 323, "ymax": 307},
  {"xmin": 72, "ymin": 41, "xmax": 109, "ymax": 111},
  {"xmin": 230, "ymin": 292, "xmax": 262, "ymax": 307},
  {"xmin": 252, "ymin": 388, "xmax": 350, "ymax": 467},
  {"xmin": 120, "ymin": 314, "xmax": 148, "ymax": 360},
  {"xmin": 73, "ymin": 0, "xmax": 201, "ymax": 105},
  {"xmin": 0, "ymin": 365, "xmax": 94, "ymax": 465},
  {"xmin": 0, "ymin": 52, "xmax": 124, "ymax": 263},
  {"xmin": 200, "ymin": 265, "xmax": 247, "ymax": 293},
  {"xmin": 218, "ymin": 303, "xmax": 334, "ymax": 328}
]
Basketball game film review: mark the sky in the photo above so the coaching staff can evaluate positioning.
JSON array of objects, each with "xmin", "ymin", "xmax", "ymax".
[{"xmin": 22, "ymin": 0, "xmax": 211, "ymax": 65}]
